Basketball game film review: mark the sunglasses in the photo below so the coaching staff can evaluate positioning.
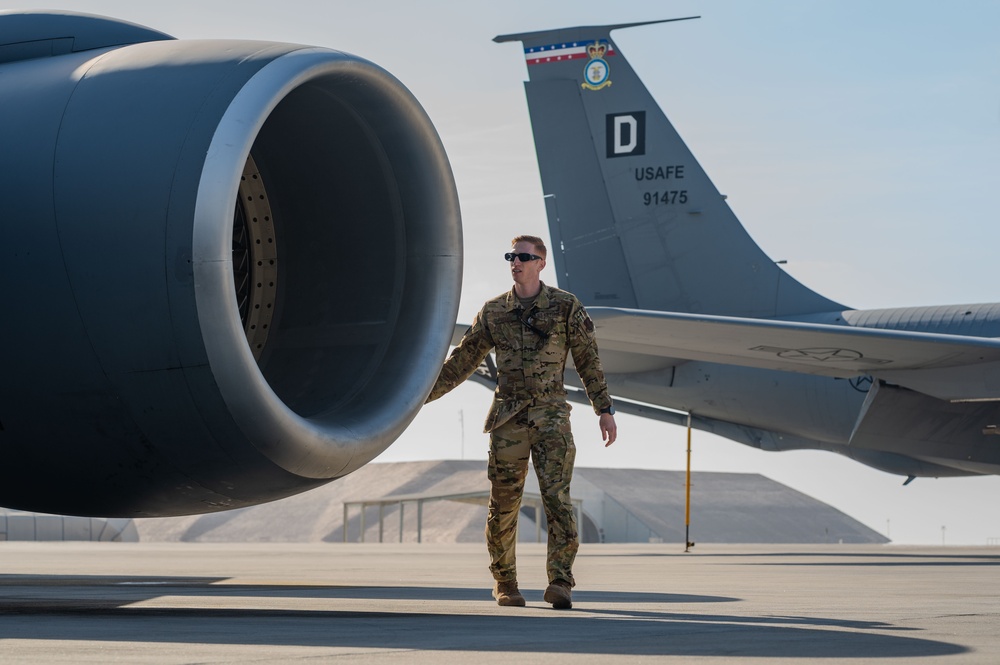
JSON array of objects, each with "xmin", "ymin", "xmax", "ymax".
[{"xmin": 504, "ymin": 252, "xmax": 543, "ymax": 263}]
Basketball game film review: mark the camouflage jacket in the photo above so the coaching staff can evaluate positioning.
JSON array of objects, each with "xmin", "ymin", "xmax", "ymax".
[{"xmin": 427, "ymin": 282, "xmax": 613, "ymax": 432}]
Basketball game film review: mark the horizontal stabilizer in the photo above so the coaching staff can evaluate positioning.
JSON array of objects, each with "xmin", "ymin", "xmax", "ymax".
[{"xmin": 494, "ymin": 17, "xmax": 699, "ymax": 46}]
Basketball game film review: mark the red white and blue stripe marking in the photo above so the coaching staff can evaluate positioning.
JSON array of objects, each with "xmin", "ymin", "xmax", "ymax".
[{"xmin": 524, "ymin": 39, "xmax": 616, "ymax": 65}]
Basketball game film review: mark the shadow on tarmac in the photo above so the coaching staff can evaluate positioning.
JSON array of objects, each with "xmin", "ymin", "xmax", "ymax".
[
  {"xmin": 0, "ymin": 575, "xmax": 968, "ymax": 658},
  {"xmin": 597, "ymin": 551, "xmax": 1000, "ymax": 566}
]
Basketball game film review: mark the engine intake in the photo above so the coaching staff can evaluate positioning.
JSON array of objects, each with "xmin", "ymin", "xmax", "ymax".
[{"xmin": 0, "ymin": 11, "xmax": 462, "ymax": 517}]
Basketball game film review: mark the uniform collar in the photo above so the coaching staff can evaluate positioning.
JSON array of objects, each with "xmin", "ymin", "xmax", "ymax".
[{"xmin": 505, "ymin": 282, "xmax": 551, "ymax": 311}]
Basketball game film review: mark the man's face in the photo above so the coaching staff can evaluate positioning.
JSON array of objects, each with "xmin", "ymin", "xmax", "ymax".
[{"xmin": 510, "ymin": 240, "xmax": 546, "ymax": 285}]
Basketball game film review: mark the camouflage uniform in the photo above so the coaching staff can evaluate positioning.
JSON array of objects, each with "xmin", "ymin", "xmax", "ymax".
[{"xmin": 427, "ymin": 282, "xmax": 612, "ymax": 586}]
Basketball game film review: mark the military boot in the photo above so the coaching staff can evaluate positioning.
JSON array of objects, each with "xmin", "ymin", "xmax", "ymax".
[
  {"xmin": 543, "ymin": 579, "xmax": 572, "ymax": 609},
  {"xmin": 492, "ymin": 580, "xmax": 526, "ymax": 607}
]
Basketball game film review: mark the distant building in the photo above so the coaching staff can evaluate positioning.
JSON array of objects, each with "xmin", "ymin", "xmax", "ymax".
[
  {"xmin": 0, "ymin": 509, "xmax": 137, "ymax": 541},
  {"xmin": 134, "ymin": 461, "xmax": 888, "ymax": 544}
]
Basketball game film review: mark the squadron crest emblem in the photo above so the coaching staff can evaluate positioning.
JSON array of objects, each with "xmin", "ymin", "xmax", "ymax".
[{"xmin": 581, "ymin": 41, "xmax": 612, "ymax": 91}]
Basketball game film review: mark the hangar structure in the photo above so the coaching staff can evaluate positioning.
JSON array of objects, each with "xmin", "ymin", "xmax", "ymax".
[
  {"xmin": 134, "ymin": 461, "xmax": 888, "ymax": 544},
  {"xmin": 0, "ymin": 509, "xmax": 137, "ymax": 542}
]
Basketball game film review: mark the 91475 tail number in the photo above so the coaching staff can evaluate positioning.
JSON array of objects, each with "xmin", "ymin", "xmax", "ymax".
[{"xmin": 643, "ymin": 190, "xmax": 688, "ymax": 206}]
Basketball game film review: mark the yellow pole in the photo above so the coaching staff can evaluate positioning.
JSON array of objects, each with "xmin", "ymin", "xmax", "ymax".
[{"xmin": 684, "ymin": 412, "xmax": 694, "ymax": 552}]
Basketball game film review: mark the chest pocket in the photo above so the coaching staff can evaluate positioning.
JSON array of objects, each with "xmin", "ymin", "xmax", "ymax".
[
  {"xmin": 489, "ymin": 311, "xmax": 526, "ymax": 352},
  {"xmin": 523, "ymin": 308, "xmax": 565, "ymax": 353}
]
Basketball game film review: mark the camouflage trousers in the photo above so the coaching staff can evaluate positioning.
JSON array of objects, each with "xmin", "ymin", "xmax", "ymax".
[{"xmin": 487, "ymin": 402, "xmax": 578, "ymax": 586}]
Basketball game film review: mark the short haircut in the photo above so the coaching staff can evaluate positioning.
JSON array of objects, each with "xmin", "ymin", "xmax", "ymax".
[{"xmin": 511, "ymin": 234, "xmax": 547, "ymax": 258}]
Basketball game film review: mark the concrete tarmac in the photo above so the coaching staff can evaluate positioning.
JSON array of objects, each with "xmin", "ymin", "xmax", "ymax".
[{"xmin": 0, "ymin": 542, "xmax": 998, "ymax": 664}]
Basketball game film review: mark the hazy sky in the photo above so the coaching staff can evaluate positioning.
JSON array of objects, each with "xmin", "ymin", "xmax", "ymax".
[{"xmin": 12, "ymin": 1, "xmax": 999, "ymax": 544}]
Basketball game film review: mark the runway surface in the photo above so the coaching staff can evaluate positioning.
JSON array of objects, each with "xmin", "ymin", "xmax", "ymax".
[{"xmin": 0, "ymin": 542, "xmax": 997, "ymax": 663}]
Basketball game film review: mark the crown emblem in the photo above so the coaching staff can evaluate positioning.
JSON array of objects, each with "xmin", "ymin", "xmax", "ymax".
[
  {"xmin": 582, "ymin": 40, "xmax": 612, "ymax": 91},
  {"xmin": 586, "ymin": 41, "xmax": 607, "ymax": 60}
]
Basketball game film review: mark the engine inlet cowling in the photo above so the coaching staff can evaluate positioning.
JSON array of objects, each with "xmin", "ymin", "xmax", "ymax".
[{"xmin": 0, "ymin": 11, "xmax": 462, "ymax": 517}]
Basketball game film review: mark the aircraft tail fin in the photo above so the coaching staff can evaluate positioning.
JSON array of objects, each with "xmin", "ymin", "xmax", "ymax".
[{"xmin": 495, "ymin": 20, "xmax": 842, "ymax": 317}]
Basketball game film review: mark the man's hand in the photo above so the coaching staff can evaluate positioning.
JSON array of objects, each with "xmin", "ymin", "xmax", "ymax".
[{"xmin": 599, "ymin": 413, "xmax": 617, "ymax": 447}]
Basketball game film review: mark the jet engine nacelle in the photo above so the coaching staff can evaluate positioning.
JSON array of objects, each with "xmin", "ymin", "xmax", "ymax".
[{"xmin": 0, "ymin": 12, "xmax": 462, "ymax": 517}]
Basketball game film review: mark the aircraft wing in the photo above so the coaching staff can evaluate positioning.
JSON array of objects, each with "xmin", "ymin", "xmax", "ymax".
[
  {"xmin": 452, "ymin": 323, "xmax": 470, "ymax": 346},
  {"xmin": 589, "ymin": 308, "xmax": 1000, "ymax": 402}
]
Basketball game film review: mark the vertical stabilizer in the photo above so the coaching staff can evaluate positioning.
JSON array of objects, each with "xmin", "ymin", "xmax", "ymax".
[{"xmin": 495, "ymin": 20, "xmax": 842, "ymax": 318}]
